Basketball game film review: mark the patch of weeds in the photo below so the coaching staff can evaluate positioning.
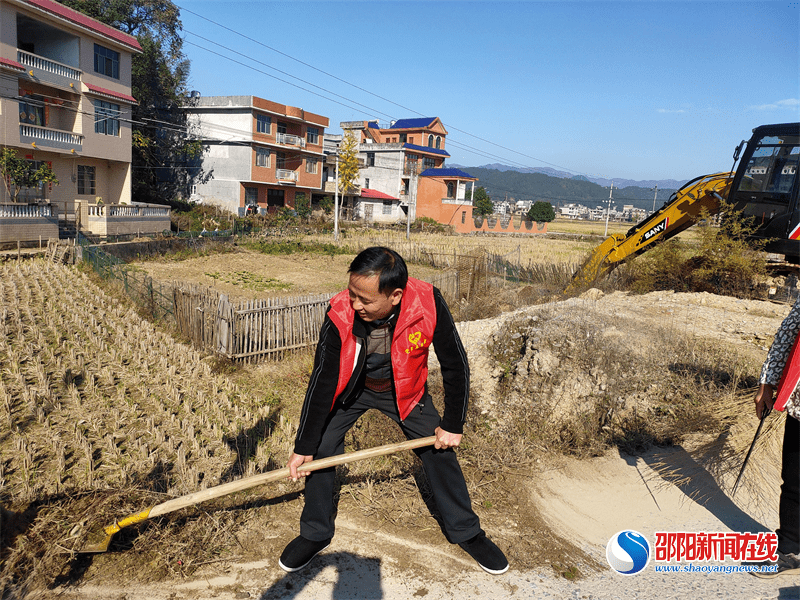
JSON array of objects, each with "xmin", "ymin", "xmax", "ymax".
[
  {"xmin": 625, "ymin": 202, "xmax": 769, "ymax": 299},
  {"xmin": 242, "ymin": 239, "xmax": 351, "ymax": 257},
  {"xmin": 554, "ymin": 564, "xmax": 581, "ymax": 580},
  {"xmin": 209, "ymin": 355, "xmax": 239, "ymax": 375},
  {"xmin": 205, "ymin": 271, "xmax": 291, "ymax": 292}
]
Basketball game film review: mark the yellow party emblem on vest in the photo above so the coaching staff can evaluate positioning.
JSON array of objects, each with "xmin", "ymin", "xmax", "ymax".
[{"xmin": 405, "ymin": 331, "xmax": 428, "ymax": 354}]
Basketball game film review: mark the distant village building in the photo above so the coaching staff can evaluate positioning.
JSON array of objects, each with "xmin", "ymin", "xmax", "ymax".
[
  {"xmin": 186, "ymin": 95, "xmax": 329, "ymax": 215},
  {"xmin": 1, "ymin": 0, "xmax": 169, "ymax": 243},
  {"xmin": 333, "ymin": 118, "xmax": 479, "ymax": 228}
]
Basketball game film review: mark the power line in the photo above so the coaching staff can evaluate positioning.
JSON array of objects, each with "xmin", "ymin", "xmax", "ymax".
[{"xmin": 176, "ymin": 4, "xmax": 605, "ymax": 179}]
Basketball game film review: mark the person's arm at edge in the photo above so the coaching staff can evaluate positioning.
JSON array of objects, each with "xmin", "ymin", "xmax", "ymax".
[
  {"xmin": 288, "ymin": 316, "xmax": 342, "ymax": 479},
  {"xmin": 756, "ymin": 297, "xmax": 800, "ymax": 418},
  {"xmin": 431, "ymin": 287, "xmax": 469, "ymax": 448}
]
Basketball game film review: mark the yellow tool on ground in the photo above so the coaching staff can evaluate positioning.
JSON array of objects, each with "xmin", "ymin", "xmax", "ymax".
[{"xmin": 80, "ymin": 436, "xmax": 436, "ymax": 553}]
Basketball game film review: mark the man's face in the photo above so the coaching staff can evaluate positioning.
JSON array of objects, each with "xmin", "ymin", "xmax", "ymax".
[{"xmin": 348, "ymin": 274, "xmax": 403, "ymax": 322}]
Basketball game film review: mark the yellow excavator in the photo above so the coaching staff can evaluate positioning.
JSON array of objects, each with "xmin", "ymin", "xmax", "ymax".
[{"xmin": 567, "ymin": 122, "xmax": 800, "ymax": 293}]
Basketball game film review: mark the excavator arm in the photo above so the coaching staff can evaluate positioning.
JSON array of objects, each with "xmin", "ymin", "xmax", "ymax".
[{"xmin": 566, "ymin": 172, "xmax": 733, "ymax": 293}]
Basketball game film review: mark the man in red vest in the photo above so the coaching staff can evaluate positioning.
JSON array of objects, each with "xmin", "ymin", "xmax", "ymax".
[{"xmin": 279, "ymin": 246, "xmax": 508, "ymax": 575}]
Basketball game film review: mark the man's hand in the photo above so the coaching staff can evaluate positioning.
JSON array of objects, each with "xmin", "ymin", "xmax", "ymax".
[
  {"xmin": 434, "ymin": 427, "xmax": 462, "ymax": 450},
  {"xmin": 754, "ymin": 383, "xmax": 775, "ymax": 419},
  {"xmin": 287, "ymin": 452, "xmax": 314, "ymax": 481}
]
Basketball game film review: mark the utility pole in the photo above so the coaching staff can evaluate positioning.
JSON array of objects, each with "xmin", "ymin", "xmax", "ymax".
[
  {"xmin": 406, "ymin": 163, "xmax": 417, "ymax": 240},
  {"xmin": 334, "ymin": 155, "xmax": 339, "ymax": 242},
  {"xmin": 604, "ymin": 182, "xmax": 614, "ymax": 237},
  {"xmin": 652, "ymin": 185, "xmax": 658, "ymax": 213}
]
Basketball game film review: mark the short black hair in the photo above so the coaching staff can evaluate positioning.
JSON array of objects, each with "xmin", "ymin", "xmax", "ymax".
[{"xmin": 348, "ymin": 246, "xmax": 408, "ymax": 293}]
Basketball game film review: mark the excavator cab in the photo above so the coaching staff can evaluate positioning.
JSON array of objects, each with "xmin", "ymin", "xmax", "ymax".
[{"xmin": 729, "ymin": 122, "xmax": 800, "ymax": 260}]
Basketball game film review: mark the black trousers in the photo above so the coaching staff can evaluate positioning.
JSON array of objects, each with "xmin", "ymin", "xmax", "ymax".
[
  {"xmin": 778, "ymin": 415, "xmax": 799, "ymax": 555},
  {"xmin": 299, "ymin": 387, "xmax": 482, "ymax": 544}
]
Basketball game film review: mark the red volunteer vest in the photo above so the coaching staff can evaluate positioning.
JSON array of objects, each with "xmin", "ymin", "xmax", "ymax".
[{"xmin": 327, "ymin": 277, "xmax": 437, "ymax": 420}]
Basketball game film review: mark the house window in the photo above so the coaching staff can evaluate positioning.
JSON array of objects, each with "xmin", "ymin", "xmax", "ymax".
[
  {"xmin": 462, "ymin": 211, "xmax": 466, "ymax": 224},
  {"xmin": 77, "ymin": 165, "xmax": 96, "ymax": 195},
  {"xmin": 94, "ymin": 44, "xmax": 119, "ymax": 79},
  {"xmin": 399, "ymin": 134, "xmax": 407, "ymax": 143},
  {"xmin": 306, "ymin": 158, "xmax": 318, "ymax": 174},
  {"xmin": 18, "ymin": 95, "xmax": 45, "ymax": 126},
  {"xmin": 307, "ymin": 126, "xmax": 319, "ymax": 144},
  {"xmin": 256, "ymin": 147, "xmax": 270, "ymax": 167},
  {"xmin": 244, "ymin": 186, "xmax": 258, "ymax": 205},
  {"xmin": 367, "ymin": 152, "xmax": 375, "ymax": 167},
  {"xmin": 409, "ymin": 137, "xmax": 415, "ymax": 144},
  {"xmin": 436, "ymin": 136, "xmax": 441, "ymax": 149},
  {"xmin": 427, "ymin": 134, "xmax": 434, "ymax": 147},
  {"xmin": 383, "ymin": 200, "xmax": 392, "ymax": 215},
  {"xmin": 277, "ymin": 122, "xmax": 288, "ymax": 134},
  {"xmin": 423, "ymin": 157, "xmax": 436, "ymax": 170},
  {"xmin": 447, "ymin": 182, "xmax": 455, "ymax": 198},
  {"xmin": 267, "ymin": 188, "xmax": 284, "ymax": 207},
  {"xmin": 276, "ymin": 152, "xmax": 286, "ymax": 169},
  {"xmin": 364, "ymin": 178, "xmax": 370, "ymax": 189},
  {"xmin": 256, "ymin": 115, "xmax": 271, "ymax": 134},
  {"xmin": 94, "ymin": 100, "xmax": 120, "ymax": 136}
]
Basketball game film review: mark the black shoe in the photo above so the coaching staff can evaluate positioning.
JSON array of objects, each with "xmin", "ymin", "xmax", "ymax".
[
  {"xmin": 458, "ymin": 533, "xmax": 509, "ymax": 574},
  {"xmin": 278, "ymin": 536, "xmax": 331, "ymax": 572},
  {"xmin": 750, "ymin": 551, "xmax": 800, "ymax": 579}
]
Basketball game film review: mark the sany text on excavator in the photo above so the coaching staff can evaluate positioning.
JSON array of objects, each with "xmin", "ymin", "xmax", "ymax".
[{"xmin": 567, "ymin": 122, "xmax": 800, "ymax": 293}]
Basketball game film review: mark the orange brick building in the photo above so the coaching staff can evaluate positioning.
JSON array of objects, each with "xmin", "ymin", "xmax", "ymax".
[{"xmin": 187, "ymin": 96, "xmax": 328, "ymax": 215}]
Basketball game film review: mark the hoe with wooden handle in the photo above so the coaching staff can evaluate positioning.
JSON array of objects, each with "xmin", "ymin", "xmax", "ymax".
[{"xmin": 79, "ymin": 436, "xmax": 436, "ymax": 553}]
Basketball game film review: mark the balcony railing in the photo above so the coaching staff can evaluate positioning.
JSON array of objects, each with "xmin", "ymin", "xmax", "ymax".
[
  {"xmin": 276, "ymin": 169, "xmax": 298, "ymax": 182},
  {"xmin": 17, "ymin": 50, "xmax": 81, "ymax": 82},
  {"xmin": 276, "ymin": 132, "xmax": 306, "ymax": 148},
  {"xmin": 0, "ymin": 203, "xmax": 54, "ymax": 218},
  {"xmin": 87, "ymin": 204, "xmax": 170, "ymax": 218},
  {"xmin": 19, "ymin": 124, "xmax": 83, "ymax": 151}
]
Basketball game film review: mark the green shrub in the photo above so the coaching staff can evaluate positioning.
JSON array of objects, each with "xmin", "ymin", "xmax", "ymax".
[{"xmin": 626, "ymin": 203, "xmax": 768, "ymax": 298}]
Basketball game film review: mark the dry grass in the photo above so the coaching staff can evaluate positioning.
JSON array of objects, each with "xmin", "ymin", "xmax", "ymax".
[
  {"xmin": 474, "ymin": 303, "xmax": 763, "ymax": 463},
  {"xmin": 302, "ymin": 227, "xmax": 595, "ymax": 267},
  {"xmin": 0, "ymin": 230, "xmax": 781, "ymax": 594},
  {"xmin": 649, "ymin": 388, "xmax": 786, "ymax": 510}
]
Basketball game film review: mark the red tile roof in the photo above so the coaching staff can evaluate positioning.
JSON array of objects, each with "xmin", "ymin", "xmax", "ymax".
[
  {"xmin": 361, "ymin": 188, "xmax": 397, "ymax": 200},
  {"xmin": 85, "ymin": 82, "xmax": 137, "ymax": 104},
  {"xmin": 0, "ymin": 57, "xmax": 26, "ymax": 72},
  {"xmin": 24, "ymin": 0, "xmax": 142, "ymax": 52}
]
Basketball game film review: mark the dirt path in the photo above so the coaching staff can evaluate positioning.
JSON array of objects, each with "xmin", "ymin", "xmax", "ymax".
[
  {"xmin": 51, "ymin": 289, "xmax": 798, "ymax": 599},
  {"xmin": 55, "ymin": 447, "xmax": 791, "ymax": 600}
]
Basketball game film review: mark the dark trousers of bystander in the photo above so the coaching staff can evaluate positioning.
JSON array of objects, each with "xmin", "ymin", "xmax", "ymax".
[
  {"xmin": 298, "ymin": 387, "xmax": 483, "ymax": 545},
  {"xmin": 778, "ymin": 415, "xmax": 799, "ymax": 555}
]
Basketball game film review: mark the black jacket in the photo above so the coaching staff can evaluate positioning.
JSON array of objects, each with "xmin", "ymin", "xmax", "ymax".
[{"xmin": 293, "ymin": 287, "xmax": 470, "ymax": 455}]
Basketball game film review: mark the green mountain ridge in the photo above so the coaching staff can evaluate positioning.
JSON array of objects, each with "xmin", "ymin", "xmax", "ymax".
[{"xmin": 463, "ymin": 167, "xmax": 678, "ymax": 213}]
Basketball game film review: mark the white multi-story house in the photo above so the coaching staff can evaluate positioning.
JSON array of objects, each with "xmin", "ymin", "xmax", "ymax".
[{"xmin": 336, "ymin": 118, "xmax": 478, "ymax": 227}]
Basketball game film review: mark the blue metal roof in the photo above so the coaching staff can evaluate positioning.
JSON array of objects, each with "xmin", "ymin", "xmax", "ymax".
[
  {"xmin": 390, "ymin": 118, "xmax": 437, "ymax": 129},
  {"xmin": 367, "ymin": 121, "xmax": 380, "ymax": 129},
  {"xmin": 420, "ymin": 168, "xmax": 476, "ymax": 179},
  {"xmin": 403, "ymin": 143, "xmax": 450, "ymax": 157}
]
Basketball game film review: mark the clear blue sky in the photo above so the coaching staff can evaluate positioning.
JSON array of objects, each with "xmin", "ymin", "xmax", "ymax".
[{"xmin": 176, "ymin": 1, "xmax": 799, "ymax": 183}]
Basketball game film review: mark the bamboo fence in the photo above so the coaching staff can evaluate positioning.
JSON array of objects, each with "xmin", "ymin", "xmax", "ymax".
[{"xmin": 81, "ymin": 239, "xmax": 495, "ymax": 364}]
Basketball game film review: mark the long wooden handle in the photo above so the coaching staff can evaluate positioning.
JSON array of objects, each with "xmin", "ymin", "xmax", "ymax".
[{"xmin": 148, "ymin": 436, "xmax": 436, "ymax": 518}]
